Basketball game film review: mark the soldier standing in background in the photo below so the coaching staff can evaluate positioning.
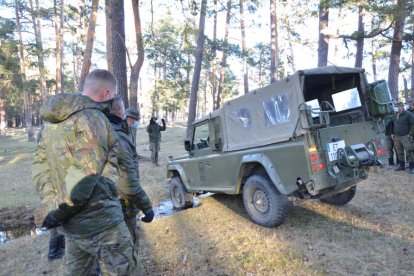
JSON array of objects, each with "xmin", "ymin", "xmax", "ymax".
[
  {"xmin": 32, "ymin": 69, "xmax": 138, "ymax": 274},
  {"xmin": 392, "ymin": 102, "xmax": 414, "ymax": 174},
  {"xmin": 147, "ymin": 117, "xmax": 166, "ymax": 166},
  {"xmin": 107, "ymin": 97, "xmax": 154, "ymax": 254}
]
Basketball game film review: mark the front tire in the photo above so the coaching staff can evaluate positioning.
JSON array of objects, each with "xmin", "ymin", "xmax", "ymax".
[
  {"xmin": 320, "ymin": 186, "xmax": 356, "ymax": 206},
  {"xmin": 242, "ymin": 174, "xmax": 288, "ymax": 227},
  {"xmin": 169, "ymin": 176, "xmax": 194, "ymax": 209}
]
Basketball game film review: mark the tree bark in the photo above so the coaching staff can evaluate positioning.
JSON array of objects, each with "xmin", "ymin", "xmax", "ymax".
[
  {"xmin": 212, "ymin": 0, "xmax": 218, "ymax": 110},
  {"xmin": 129, "ymin": 0, "xmax": 145, "ymax": 109},
  {"xmin": 78, "ymin": 0, "xmax": 99, "ymax": 93},
  {"xmin": 74, "ymin": 0, "xmax": 86, "ymax": 88},
  {"xmin": 371, "ymin": 38, "xmax": 377, "ymax": 81},
  {"xmin": 270, "ymin": 0, "xmax": 279, "ymax": 82},
  {"xmin": 318, "ymin": 0, "xmax": 329, "ymax": 67},
  {"xmin": 0, "ymin": 99, "xmax": 5, "ymax": 135},
  {"xmin": 54, "ymin": 0, "xmax": 64, "ymax": 93},
  {"xmin": 111, "ymin": 0, "xmax": 128, "ymax": 107},
  {"xmin": 286, "ymin": 17, "xmax": 296, "ymax": 73},
  {"xmin": 15, "ymin": 0, "xmax": 34, "ymax": 141},
  {"xmin": 105, "ymin": 0, "xmax": 113, "ymax": 72},
  {"xmin": 410, "ymin": 14, "xmax": 414, "ymax": 103},
  {"xmin": 354, "ymin": 5, "xmax": 365, "ymax": 68},
  {"xmin": 388, "ymin": 0, "xmax": 407, "ymax": 100},
  {"xmin": 29, "ymin": 0, "xmax": 48, "ymax": 102},
  {"xmin": 186, "ymin": 0, "xmax": 207, "ymax": 139},
  {"xmin": 216, "ymin": 0, "xmax": 232, "ymax": 110},
  {"xmin": 240, "ymin": 0, "xmax": 249, "ymax": 94},
  {"xmin": 333, "ymin": 8, "xmax": 342, "ymax": 63}
]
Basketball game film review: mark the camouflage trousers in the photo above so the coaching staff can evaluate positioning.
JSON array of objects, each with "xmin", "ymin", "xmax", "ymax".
[
  {"xmin": 394, "ymin": 135, "xmax": 414, "ymax": 163},
  {"xmin": 386, "ymin": 135, "xmax": 396, "ymax": 159},
  {"xmin": 65, "ymin": 221, "xmax": 138, "ymax": 276},
  {"xmin": 149, "ymin": 141, "xmax": 160, "ymax": 164}
]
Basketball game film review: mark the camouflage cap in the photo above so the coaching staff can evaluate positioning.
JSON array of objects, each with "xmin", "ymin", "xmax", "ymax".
[{"xmin": 125, "ymin": 107, "xmax": 140, "ymax": 120}]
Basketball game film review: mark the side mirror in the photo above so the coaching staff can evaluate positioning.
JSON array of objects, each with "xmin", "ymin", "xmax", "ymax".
[{"xmin": 184, "ymin": 140, "xmax": 191, "ymax": 152}]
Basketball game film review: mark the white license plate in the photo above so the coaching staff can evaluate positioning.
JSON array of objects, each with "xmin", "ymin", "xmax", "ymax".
[{"xmin": 326, "ymin": 140, "xmax": 346, "ymax": 161}]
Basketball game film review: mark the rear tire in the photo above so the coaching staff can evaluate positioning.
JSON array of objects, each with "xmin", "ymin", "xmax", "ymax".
[
  {"xmin": 320, "ymin": 186, "xmax": 356, "ymax": 206},
  {"xmin": 242, "ymin": 174, "xmax": 288, "ymax": 227},
  {"xmin": 169, "ymin": 176, "xmax": 194, "ymax": 209}
]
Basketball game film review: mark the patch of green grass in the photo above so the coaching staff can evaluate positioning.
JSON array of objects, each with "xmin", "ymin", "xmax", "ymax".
[{"xmin": 0, "ymin": 130, "xmax": 39, "ymax": 209}]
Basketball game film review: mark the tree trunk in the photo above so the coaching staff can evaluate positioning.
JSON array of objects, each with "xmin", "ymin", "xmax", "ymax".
[
  {"xmin": 129, "ymin": 0, "xmax": 145, "ymax": 109},
  {"xmin": 333, "ymin": 8, "xmax": 342, "ymax": 63},
  {"xmin": 354, "ymin": 5, "xmax": 365, "ymax": 68},
  {"xmin": 29, "ymin": 0, "xmax": 48, "ymax": 102},
  {"xmin": 270, "ymin": 0, "xmax": 279, "ymax": 82},
  {"xmin": 111, "ymin": 0, "xmax": 128, "ymax": 107},
  {"xmin": 216, "ymin": 0, "xmax": 232, "ymax": 110},
  {"xmin": 15, "ymin": 0, "xmax": 34, "ymax": 141},
  {"xmin": 78, "ymin": 0, "xmax": 99, "ymax": 93},
  {"xmin": 75, "ymin": 0, "xmax": 86, "ymax": 88},
  {"xmin": 54, "ymin": 0, "xmax": 64, "ymax": 93},
  {"xmin": 186, "ymin": 0, "xmax": 207, "ymax": 139},
  {"xmin": 212, "ymin": 0, "xmax": 218, "ymax": 110},
  {"xmin": 410, "ymin": 14, "xmax": 414, "ymax": 103},
  {"xmin": 0, "ymin": 99, "xmax": 5, "ymax": 136},
  {"xmin": 286, "ymin": 17, "xmax": 296, "ymax": 72},
  {"xmin": 240, "ymin": 0, "xmax": 249, "ymax": 94},
  {"xmin": 105, "ymin": 0, "xmax": 113, "ymax": 72},
  {"xmin": 388, "ymin": 0, "xmax": 406, "ymax": 100},
  {"xmin": 371, "ymin": 38, "xmax": 377, "ymax": 81},
  {"xmin": 318, "ymin": 0, "xmax": 329, "ymax": 67}
]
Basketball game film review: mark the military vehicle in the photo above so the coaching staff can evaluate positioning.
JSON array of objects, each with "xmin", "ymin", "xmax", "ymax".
[{"xmin": 167, "ymin": 66, "xmax": 391, "ymax": 227}]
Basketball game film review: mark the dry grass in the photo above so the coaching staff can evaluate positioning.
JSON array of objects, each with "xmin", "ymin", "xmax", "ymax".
[{"xmin": 0, "ymin": 124, "xmax": 414, "ymax": 275}]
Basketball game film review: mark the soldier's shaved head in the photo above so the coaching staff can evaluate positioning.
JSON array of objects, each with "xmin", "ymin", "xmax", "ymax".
[
  {"xmin": 110, "ymin": 96, "xmax": 125, "ymax": 119},
  {"xmin": 83, "ymin": 69, "xmax": 117, "ymax": 102}
]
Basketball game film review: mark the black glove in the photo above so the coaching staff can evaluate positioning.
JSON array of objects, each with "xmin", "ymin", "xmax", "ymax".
[
  {"xmin": 140, "ymin": 210, "xmax": 154, "ymax": 223},
  {"xmin": 161, "ymin": 119, "xmax": 165, "ymax": 125}
]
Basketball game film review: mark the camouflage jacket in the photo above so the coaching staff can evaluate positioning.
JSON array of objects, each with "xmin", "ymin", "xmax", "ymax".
[
  {"xmin": 146, "ymin": 122, "xmax": 166, "ymax": 143},
  {"xmin": 392, "ymin": 110, "xmax": 414, "ymax": 136},
  {"xmin": 32, "ymin": 94, "xmax": 124, "ymax": 239},
  {"xmin": 107, "ymin": 114, "xmax": 153, "ymax": 217}
]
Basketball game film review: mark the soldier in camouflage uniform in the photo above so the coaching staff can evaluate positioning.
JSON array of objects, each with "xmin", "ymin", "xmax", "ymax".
[
  {"xmin": 391, "ymin": 102, "xmax": 414, "ymax": 174},
  {"xmin": 32, "ymin": 69, "xmax": 138, "ymax": 275},
  {"xmin": 125, "ymin": 107, "xmax": 141, "ymax": 147},
  {"xmin": 107, "ymin": 97, "xmax": 154, "ymax": 253},
  {"xmin": 146, "ymin": 117, "xmax": 166, "ymax": 166}
]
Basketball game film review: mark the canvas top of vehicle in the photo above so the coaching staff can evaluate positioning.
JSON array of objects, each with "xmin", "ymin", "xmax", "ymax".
[{"xmin": 191, "ymin": 66, "xmax": 387, "ymax": 152}]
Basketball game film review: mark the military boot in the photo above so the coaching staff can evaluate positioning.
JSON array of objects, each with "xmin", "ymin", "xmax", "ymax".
[
  {"xmin": 48, "ymin": 234, "xmax": 65, "ymax": 261},
  {"xmin": 395, "ymin": 161, "xmax": 406, "ymax": 171},
  {"xmin": 388, "ymin": 157, "xmax": 395, "ymax": 166},
  {"xmin": 409, "ymin": 162, "xmax": 414, "ymax": 174}
]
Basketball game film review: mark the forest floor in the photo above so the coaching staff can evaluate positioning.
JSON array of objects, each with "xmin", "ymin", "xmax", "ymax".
[{"xmin": 0, "ymin": 125, "xmax": 413, "ymax": 275}]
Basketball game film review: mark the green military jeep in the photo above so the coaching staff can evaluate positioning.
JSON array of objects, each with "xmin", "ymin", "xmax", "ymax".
[{"xmin": 167, "ymin": 66, "xmax": 391, "ymax": 227}]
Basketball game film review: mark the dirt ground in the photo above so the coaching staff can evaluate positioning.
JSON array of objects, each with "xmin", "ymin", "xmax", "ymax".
[{"xmin": 0, "ymin": 206, "xmax": 34, "ymax": 231}]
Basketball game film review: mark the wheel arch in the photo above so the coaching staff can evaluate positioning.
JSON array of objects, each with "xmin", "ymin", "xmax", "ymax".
[
  {"xmin": 236, "ymin": 154, "xmax": 288, "ymax": 195},
  {"xmin": 167, "ymin": 164, "xmax": 191, "ymax": 191}
]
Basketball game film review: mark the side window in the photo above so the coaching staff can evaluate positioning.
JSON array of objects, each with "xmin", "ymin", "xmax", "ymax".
[
  {"xmin": 193, "ymin": 122, "xmax": 210, "ymax": 150},
  {"xmin": 233, "ymin": 108, "xmax": 252, "ymax": 128},
  {"xmin": 263, "ymin": 93, "xmax": 291, "ymax": 126}
]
